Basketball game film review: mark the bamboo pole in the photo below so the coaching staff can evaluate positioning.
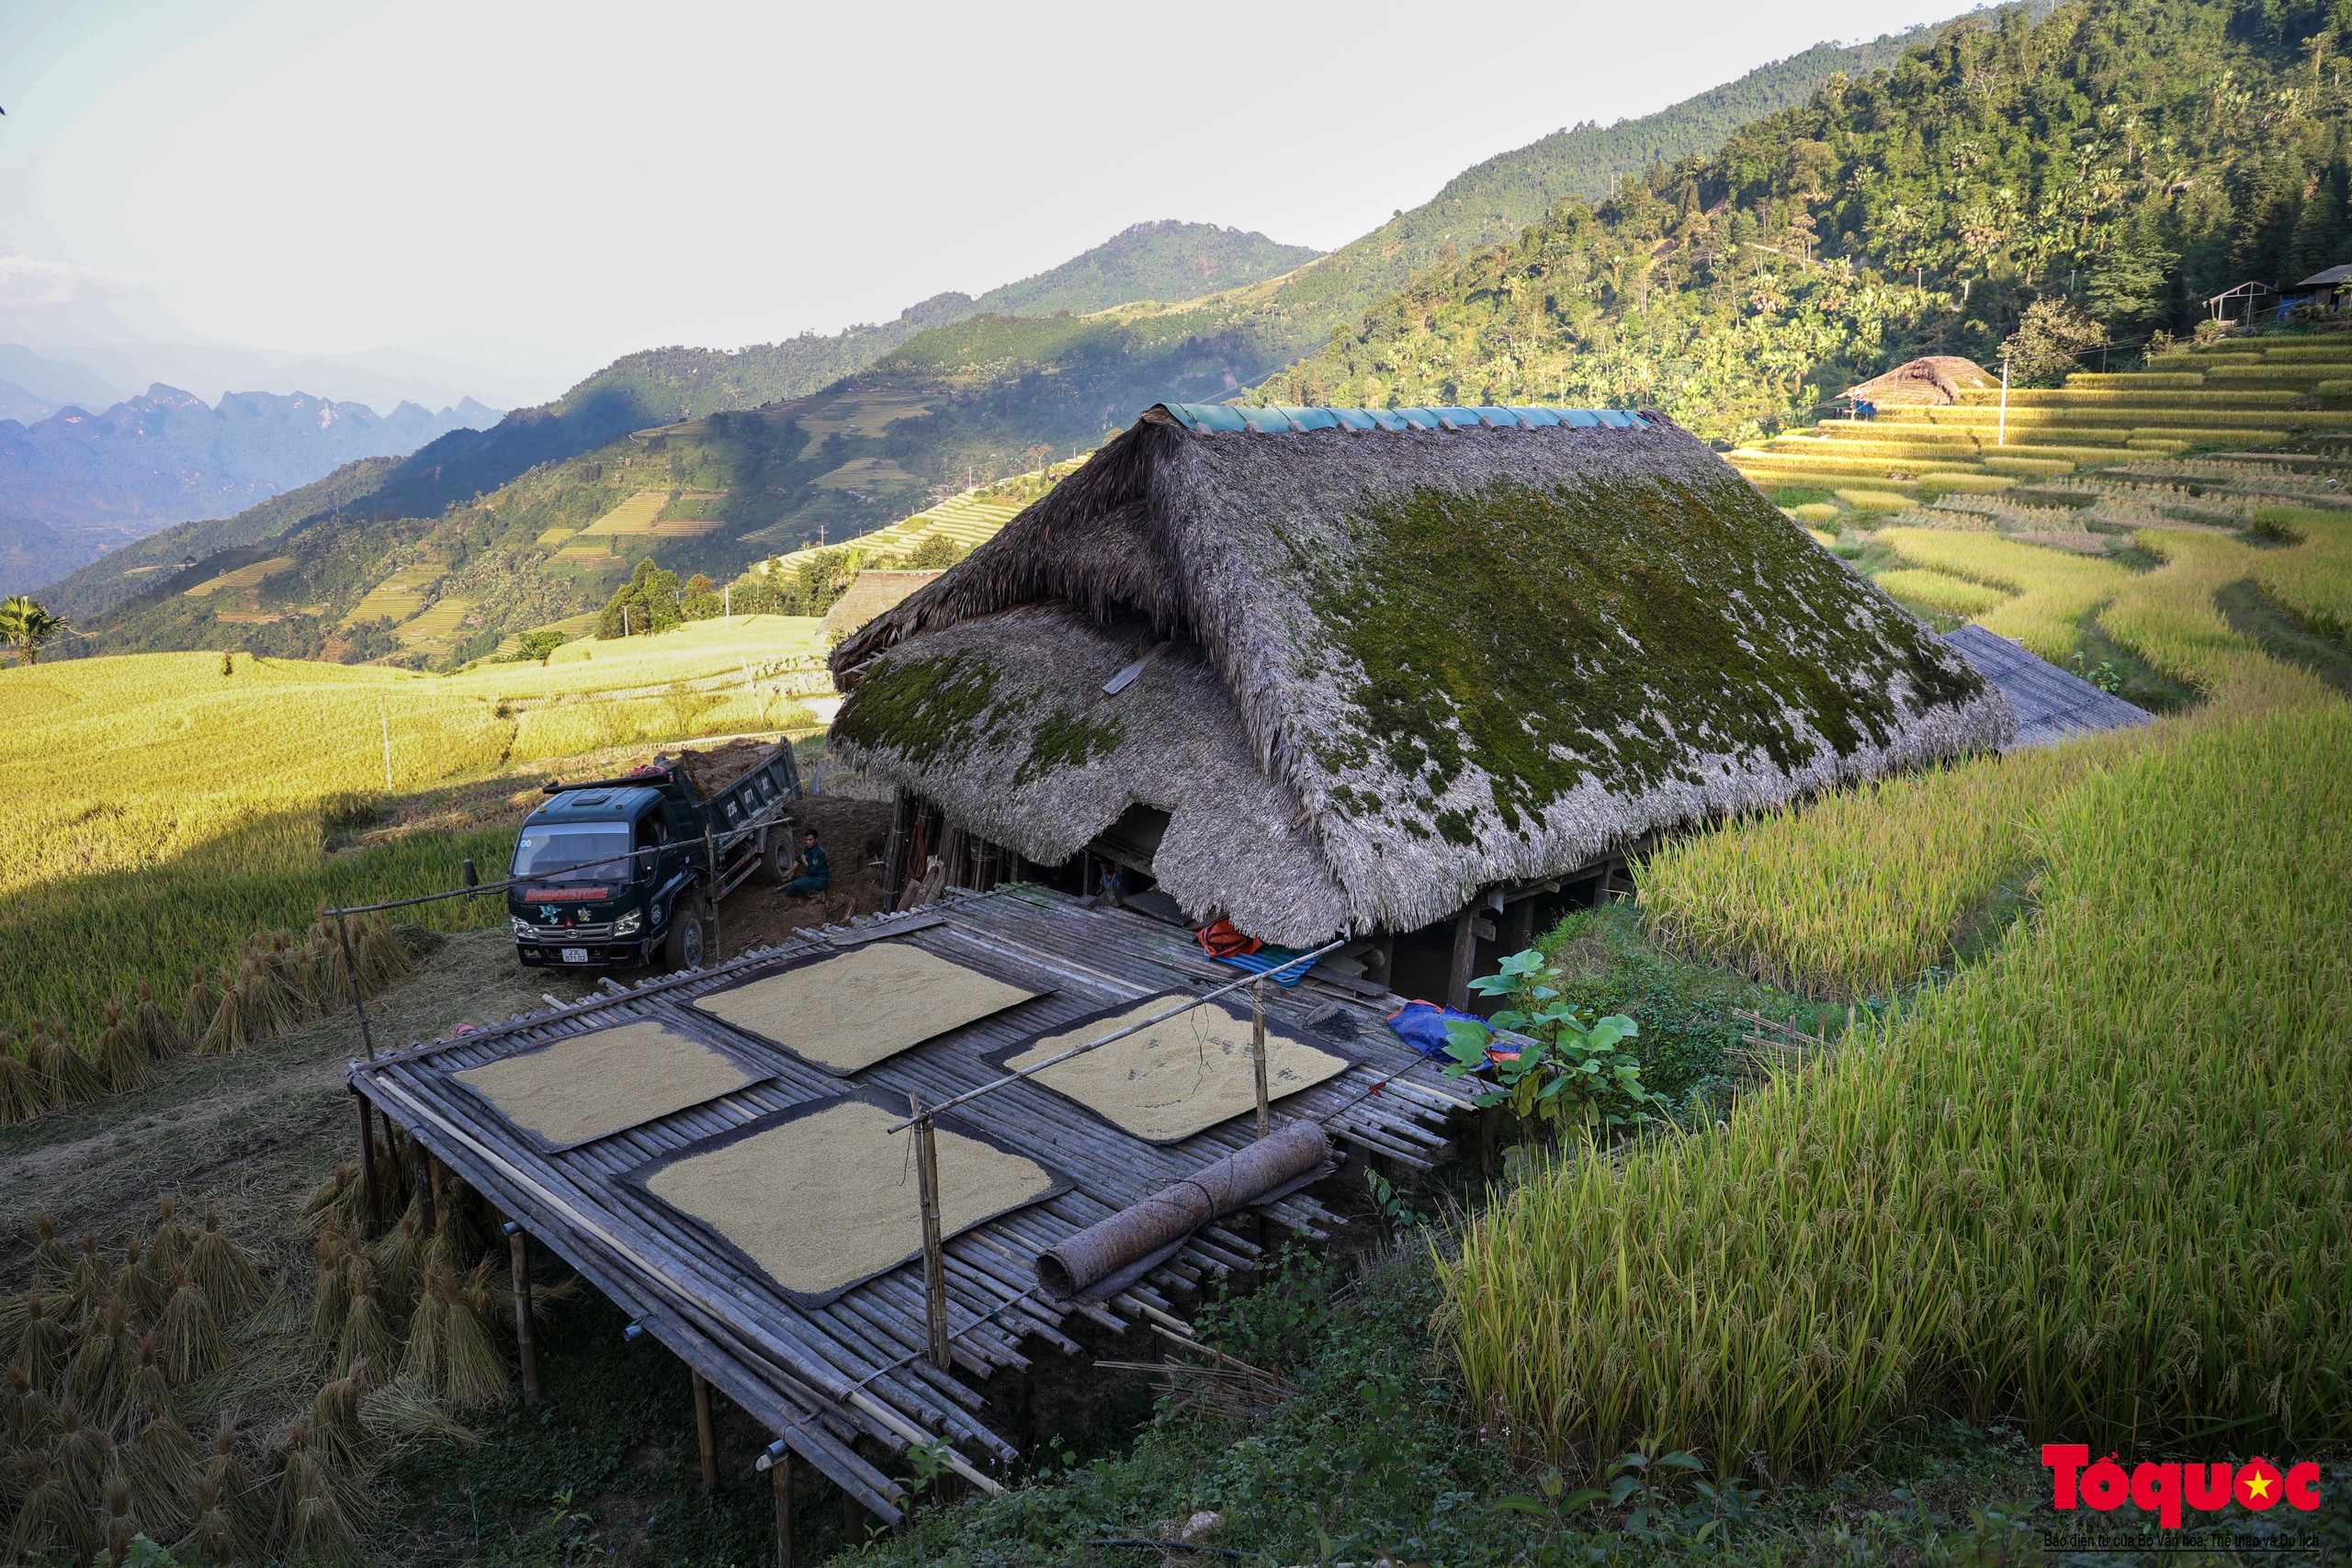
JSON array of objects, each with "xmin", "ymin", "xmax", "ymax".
[
  {"xmin": 334, "ymin": 912, "xmax": 377, "ymax": 1061},
  {"xmin": 910, "ymin": 1095, "xmax": 951, "ymax": 1371},
  {"xmin": 694, "ymin": 1370, "xmax": 719, "ymax": 1489},
  {"xmin": 355, "ymin": 1090, "xmax": 380, "ymax": 1234},
  {"xmin": 507, "ymin": 1224, "xmax": 540, "ymax": 1405},
  {"xmin": 1251, "ymin": 978, "xmax": 1271, "ymax": 1140}
]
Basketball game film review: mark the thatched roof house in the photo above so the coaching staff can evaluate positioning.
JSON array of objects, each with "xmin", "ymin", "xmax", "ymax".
[
  {"xmin": 1843, "ymin": 355, "xmax": 1996, "ymax": 407},
  {"xmin": 821, "ymin": 570, "xmax": 944, "ymax": 638},
  {"xmin": 830, "ymin": 402, "xmax": 2013, "ymax": 946}
]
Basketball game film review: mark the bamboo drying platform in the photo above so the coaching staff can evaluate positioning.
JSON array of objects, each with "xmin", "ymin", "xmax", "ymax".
[{"xmin": 348, "ymin": 885, "xmax": 1476, "ymax": 1521}]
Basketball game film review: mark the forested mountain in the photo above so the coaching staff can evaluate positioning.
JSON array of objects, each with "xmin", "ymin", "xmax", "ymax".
[
  {"xmin": 0, "ymin": 387, "xmax": 498, "ymax": 594},
  {"xmin": 662, "ymin": 11, "xmax": 1994, "ymax": 509},
  {"xmin": 970, "ymin": 221, "xmax": 1321, "ymax": 316},
  {"xmin": 1256, "ymin": 0, "xmax": 2352, "ymax": 446}
]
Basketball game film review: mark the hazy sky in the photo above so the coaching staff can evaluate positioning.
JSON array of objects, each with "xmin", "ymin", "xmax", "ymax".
[{"xmin": 2, "ymin": 0, "xmax": 1974, "ymax": 389}]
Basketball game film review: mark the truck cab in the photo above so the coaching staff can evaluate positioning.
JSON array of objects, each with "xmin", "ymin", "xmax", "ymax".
[
  {"xmin": 508, "ymin": 784, "xmax": 704, "ymax": 971},
  {"xmin": 508, "ymin": 741, "xmax": 801, "ymax": 974}
]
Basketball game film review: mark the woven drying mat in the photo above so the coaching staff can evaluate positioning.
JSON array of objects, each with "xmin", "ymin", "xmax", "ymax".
[
  {"xmin": 987, "ymin": 993, "xmax": 1355, "ymax": 1145},
  {"xmin": 691, "ymin": 942, "xmax": 1043, "ymax": 1077},
  {"xmin": 628, "ymin": 1089, "xmax": 1069, "ymax": 1307},
  {"xmin": 451, "ymin": 1021, "xmax": 763, "ymax": 1152}
]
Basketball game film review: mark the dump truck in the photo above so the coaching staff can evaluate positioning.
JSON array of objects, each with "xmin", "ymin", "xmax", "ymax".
[{"xmin": 508, "ymin": 739, "xmax": 801, "ymax": 972}]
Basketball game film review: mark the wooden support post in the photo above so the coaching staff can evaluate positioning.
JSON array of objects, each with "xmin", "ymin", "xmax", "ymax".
[
  {"xmin": 355, "ymin": 1091, "xmax": 380, "ymax": 1235},
  {"xmin": 1505, "ymin": 897, "xmax": 1535, "ymax": 955},
  {"xmin": 507, "ymin": 1225, "xmax": 540, "ymax": 1405},
  {"xmin": 704, "ymin": 824, "xmax": 723, "ymax": 965},
  {"xmin": 411, "ymin": 1134, "xmax": 435, "ymax": 1233},
  {"xmin": 1446, "ymin": 908, "xmax": 1478, "ymax": 1011},
  {"xmin": 1250, "ymin": 978, "xmax": 1271, "ymax": 1140},
  {"xmin": 909, "ymin": 1095, "xmax": 951, "ymax": 1371},
  {"xmin": 334, "ymin": 911, "xmax": 377, "ymax": 1061},
  {"xmin": 843, "ymin": 1487, "xmax": 864, "ymax": 1546},
  {"xmin": 881, "ymin": 791, "xmax": 910, "ymax": 903},
  {"xmin": 694, "ymin": 1371, "xmax": 719, "ymax": 1490},
  {"xmin": 771, "ymin": 1449, "xmax": 794, "ymax": 1568},
  {"xmin": 1478, "ymin": 1104, "xmax": 1498, "ymax": 1179}
]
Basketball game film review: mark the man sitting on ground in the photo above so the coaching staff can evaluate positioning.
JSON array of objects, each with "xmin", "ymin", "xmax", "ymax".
[{"xmin": 782, "ymin": 827, "xmax": 830, "ymax": 898}]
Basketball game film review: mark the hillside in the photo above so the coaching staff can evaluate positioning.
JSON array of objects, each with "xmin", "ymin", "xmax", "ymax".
[
  {"xmin": 1257, "ymin": 0, "xmax": 2352, "ymax": 449},
  {"xmin": 653, "ymin": 10, "xmax": 1993, "ymax": 521},
  {"xmin": 0, "ymin": 387, "xmax": 498, "ymax": 594},
  {"xmin": 52, "ymin": 6, "xmax": 1988, "ymax": 657},
  {"xmin": 968, "ymin": 220, "xmax": 1320, "ymax": 316},
  {"xmin": 38, "ymin": 223, "xmax": 1315, "ymax": 619}
]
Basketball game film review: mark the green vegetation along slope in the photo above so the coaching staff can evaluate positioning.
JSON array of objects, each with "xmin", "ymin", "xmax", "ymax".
[
  {"xmin": 1259, "ymin": 0, "xmax": 2352, "ymax": 448},
  {"xmin": 970, "ymin": 220, "xmax": 1320, "ymax": 316}
]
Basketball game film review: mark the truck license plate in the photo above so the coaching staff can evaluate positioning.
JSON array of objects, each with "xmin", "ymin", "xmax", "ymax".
[{"xmin": 561, "ymin": 947, "xmax": 589, "ymax": 964}]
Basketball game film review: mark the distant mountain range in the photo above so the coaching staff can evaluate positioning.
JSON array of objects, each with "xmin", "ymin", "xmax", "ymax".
[
  {"xmin": 0, "ymin": 387, "xmax": 502, "ymax": 594},
  {"xmin": 39, "ymin": 221, "xmax": 1320, "ymax": 618}
]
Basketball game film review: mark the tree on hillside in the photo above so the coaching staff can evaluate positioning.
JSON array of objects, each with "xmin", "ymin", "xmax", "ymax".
[
  {"xmin": 0, "ymin": 595, "xmax": 69, "ymax": 666},
  {"xmin": 2003, "ymin": 298, "xmax": 2110, "ymax": 383},
  {"xmin": 595, "ymin": 558, "xmax": 683, "ymax": 639}
]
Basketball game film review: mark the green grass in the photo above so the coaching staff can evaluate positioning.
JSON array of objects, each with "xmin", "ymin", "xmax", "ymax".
[{"xmin": 1447, "ymin": 695, "xmax": 2352, "ymax": 1477}]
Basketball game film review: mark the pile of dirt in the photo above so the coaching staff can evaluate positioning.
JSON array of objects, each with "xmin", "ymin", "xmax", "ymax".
[
  {"xmin": 722, "ymin": 794, "xmax": 895, "ymax": 951},
  {"xmin": 664, "ymin": 739, "xmax": 776, "ymax": 801}
]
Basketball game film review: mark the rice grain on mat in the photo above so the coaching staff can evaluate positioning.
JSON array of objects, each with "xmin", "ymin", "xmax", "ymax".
[
  {"xmin": 453, "ymin": 1021, "xmax": 758, "ymax": 1147},
  {"xmin": 1004, "ymin": 995, "xmax": 1351, "ymax": 1143},
  {"xmin": 646, "ymin": 1098, "xmax": 1056, "ymax": 1299},
  {"xmin": 693, "ymin": 944, "xmax": 1035, "ymax": 1074}
]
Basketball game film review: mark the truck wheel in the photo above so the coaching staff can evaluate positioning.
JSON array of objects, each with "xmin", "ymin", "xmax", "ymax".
[
  {"xmin": 755, "ymin": 823, "xmax": 791, "ymax": 886},
  {"xmin": 663, "ymin": 889, "xmax": 709, "ymax": 971}
]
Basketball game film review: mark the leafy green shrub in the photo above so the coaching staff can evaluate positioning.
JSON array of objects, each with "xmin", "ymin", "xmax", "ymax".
[{"xmin": 1439, "ymin": 949, "xmax": 1667, "ymax": 1137}]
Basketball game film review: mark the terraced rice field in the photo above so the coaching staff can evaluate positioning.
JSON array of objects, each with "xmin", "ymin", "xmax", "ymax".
[
  {"xmin": 182, "ymin": 556, "xmax": 296, "ymax": 597},
  {"xmin": 1740, "ymin": 335, "xmax": 2352, "ymax": 705},
  {"xmin": 757, "ymin": 485, "xmax": 1041, "ymax": 581},
  {"xmin": 808, "ymin": 456, "xmax": 927, "ymax": 495},
  {"xmin": 341, "ymin": 564, "xmax": 444, "ymax": 626},
  {"xmin": 0, "ymin": 615, "xmax": 828, "ymax": 1038},
  {"xmin": 394, "ymin": 595, "xmax": 478, "ymax": 652},
  {"xmin": 1456, "ymin": 343, "xmax": 2352, "ymax": 1472},
  {"xmin": 782, "ymin": 389, "xmax": 935, "ymax": 461},
  {"xmin": 1728, "ymin": 335, "xmax": 2352, "ymax": 499},
  {"xmin": 575, "ymin": 490, "xmax": 670, "ymax": 536}
]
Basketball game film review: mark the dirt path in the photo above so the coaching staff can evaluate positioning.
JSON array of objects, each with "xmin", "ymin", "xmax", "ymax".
[{"xmin": 0, "ymin": 930, "xmax": 603, "ymax": 1289}]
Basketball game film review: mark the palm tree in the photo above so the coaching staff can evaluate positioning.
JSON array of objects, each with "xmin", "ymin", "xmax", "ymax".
[{"xmin": 0, "ymin": 594, "xmax": 68, "ymax": 666}]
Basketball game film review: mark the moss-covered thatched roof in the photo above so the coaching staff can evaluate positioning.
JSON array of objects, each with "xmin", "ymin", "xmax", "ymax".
[{"xmin": 831, "ymin": 404, "xmax": 2013, "ymax": 942}]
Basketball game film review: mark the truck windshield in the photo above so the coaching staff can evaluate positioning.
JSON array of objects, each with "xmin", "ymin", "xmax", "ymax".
[{"xmin": 512, "ymin": 825, "xmax": 636, "ymax": 885}]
